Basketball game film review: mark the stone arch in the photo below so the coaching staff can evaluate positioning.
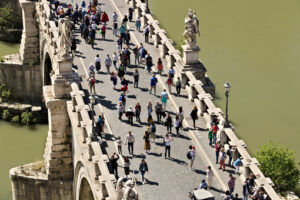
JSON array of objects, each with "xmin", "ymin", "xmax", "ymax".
[
  {"xmin": 74, "ymin": 161, "xmax": 96, "ymax": 200},
  {"xmin": 43, "ymin": 52, "xmax": 52, "ymax": 85}
]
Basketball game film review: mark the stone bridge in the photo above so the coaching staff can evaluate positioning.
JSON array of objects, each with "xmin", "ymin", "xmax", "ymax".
[{"xmin": 8, "ymin": 0, "xmax": 280, "ymax": 199}]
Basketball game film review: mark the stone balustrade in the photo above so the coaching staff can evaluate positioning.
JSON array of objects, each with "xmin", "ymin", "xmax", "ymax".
[
  {"xmin": 68, "ymin": 83, "xmax": 118, "ymax": 199},
  {"xmin": 125, "ymin": 0, "xmax": 280, "ymax": 199}
]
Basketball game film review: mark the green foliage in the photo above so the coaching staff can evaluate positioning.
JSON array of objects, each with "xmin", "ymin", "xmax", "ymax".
[
  {"xmin": 0, "ymin": 57, "xmax": 4, "ymax": 62},
  {"xmin": 0, "ymin": 83, "xmax": 11, "ymax": 102},
  {"xmin": 256, "ymin": 142, "xmax": 300, "ymax": 192},
  {"xmin": 11, "ymin": 115, "xmax": 20, "ymax": 123},
  {"xmin": 2, "ymin": 109, "xmax": 11, "ymax": 121},
  {"xmin": 174, "ymin": 38, "xmax": 185, "ymax": 54},
  {"xmin": 21, "ymin": 111, "xmax": 35, "ymax": 125},
  {"xmin": 0, "ymin": 6, "xmax": 15, "ymax": 29}
]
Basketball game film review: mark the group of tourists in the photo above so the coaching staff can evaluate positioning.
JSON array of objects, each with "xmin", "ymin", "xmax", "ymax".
[{"xmin": 51, "ymin": 0, "xmax": 268, "ymax": 199}]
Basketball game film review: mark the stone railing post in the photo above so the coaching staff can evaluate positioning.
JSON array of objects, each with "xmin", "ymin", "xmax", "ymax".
[
  {"xmin": 77, "ymin": 109, "xmax": 81, "ymax": 127},
  {"xmin": 131, "ymin": 0, "xmax": 137, "ymax": 9},
  {"xmin": 220, "ymin": 130, "xmax": 228, "ymax": 146},
  {"xmin": 200, "ymin": 100, "xmax": 206, "ymax": 116}
]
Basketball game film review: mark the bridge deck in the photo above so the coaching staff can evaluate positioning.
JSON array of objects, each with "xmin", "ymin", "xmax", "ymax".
[{"xmin": 61, "ymin": 0, "xmax": 244, "ymax": 198}]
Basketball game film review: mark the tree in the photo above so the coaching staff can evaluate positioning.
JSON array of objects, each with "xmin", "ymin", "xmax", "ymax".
[
  {"xmin": 0, "ymin": 6, "xmax": 14, "ymax": 29},
  {"xmin": 256, "ymin": 143, "xmax": 300, "ymax": 193}
]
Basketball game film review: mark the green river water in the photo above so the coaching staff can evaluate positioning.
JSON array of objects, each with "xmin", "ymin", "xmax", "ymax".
[
  {"xmin": 150, "ymin": 0, "xmax": 300, "ymax": 163},
  {"xmin": 0, "ymin": 42, "xmax": 48, "ymax": 200},
  {"xmin": 1, "ymin": 0, "xmax": 300, "ymax": 197}
]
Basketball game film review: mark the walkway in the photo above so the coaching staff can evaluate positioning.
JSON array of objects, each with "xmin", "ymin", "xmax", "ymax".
[{"xmin": 60, "ymin": 0, "xmax": 243, "ymax": 199}]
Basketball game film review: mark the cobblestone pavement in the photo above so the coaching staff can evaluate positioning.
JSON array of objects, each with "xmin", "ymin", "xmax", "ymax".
[{"xmin": 59, "ymin": 0, "xmax": 243, "ymax": 199}]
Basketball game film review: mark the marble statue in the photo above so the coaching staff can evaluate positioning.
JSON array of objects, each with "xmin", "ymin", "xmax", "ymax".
[
  {"xmin": 116, "ymin": 178, "xmax": 138, "ymax": 200},
  {"xmin": 183, "ymin": 9, "xmax": 200, "ymax": 49},
  {"xmin": 58, "ymin": 16, "xmax": 72, "ymax": 58}
]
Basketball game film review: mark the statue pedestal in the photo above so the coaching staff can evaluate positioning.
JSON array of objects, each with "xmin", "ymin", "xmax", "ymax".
[
  {"xmin": 57, "ymin": 55, "xmax": 73, "ymax": 75},
  {"xmin": 178, "ymin": 44, "xmax": 207, "ymax": 85}
]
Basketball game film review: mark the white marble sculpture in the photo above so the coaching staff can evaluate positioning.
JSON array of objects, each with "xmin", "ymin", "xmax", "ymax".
[
  {"xmin": 58, "ymin": 16, "xmax": 72, "ymax": 58},
  {"xmin": 183, "ymin": 9, "xmax": 200, "ymax": 50},
  {"xmin": 116, "ymin": 178, "xmax": 138, "ymax": 200}
]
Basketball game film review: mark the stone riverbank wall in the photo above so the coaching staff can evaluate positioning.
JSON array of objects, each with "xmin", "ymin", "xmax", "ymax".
[
  {"xmin": 0, "ymin": 0, "xmax": 23, "ymax": 29},
  {"xmin": 126, "ymin": 0, "xmax": 280, "ymax": 199}
]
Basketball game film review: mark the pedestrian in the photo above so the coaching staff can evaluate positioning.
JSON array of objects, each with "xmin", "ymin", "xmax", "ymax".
[
  {"xmin": 117, "ymin": 102, "xmax": 124, "ymax": 120},
  {"xmin": 174, "ymin": 115, "xmax": 181, "ymax": 136},
  {"xmin": 135, "ymin": 16, "xmax": 141, "ymax": 31},
  {"xmin": 154, "ymin": 102, "xmax": 163, "ymax": 122},
  {"xmin": 143, "ymin": 131, "xmax": 151, "ymax": 154},
  {"xmin": 168, "ymin": 66, "xmax": 175, "ymax": 80},
  {"xmin": 147, "ymin": 101, "xmax": 153, "ymax": 116},
  {"xmin": 139, "ymin": 159, "xmax": 148, "ymax": 184},
  {"xmin": 233, "ymin": 193, "xmax": 239, "ymax": 200},
  {"xmin": 89, "ymin": 28, "xmax": 95, "ymax": 48},
  {"xmin": 126, "ymin": 106, "xmax": 134, "ymax": 125},
  {"xmin": 221, "ymin": 190, "xmax": 231, "ymax": 200},
  {"xmin": 128, "ymin": 7, "xmax": 133, "ymax": 22},
  {"xmin": 188, "ymin": 145, "xmax": 196, "ymax": 170},
  {"xmin": 135, "ymin": 102, "xmax": 141, "ymax": 122},
  {"xmin": 124, "ymin": 156, "xmax": 130, "ymax": 178},
  {"xmin": 160, "ymin": 89, "xmax": 168, "ymax": 110},
  {"xmin": 190, "ymin": 106, "xmax": 198, "ymax": 129},
  {"xmin": 166, "ymin": 75, "xmax": 173, "ymax": 92},
  {"xmin": 133, "ymin": 69, "xmax": 139, "ymax": 88},
  {"xmin": 112, "ymin": 11, "xmax": 118, "ymax": 22},
  {"xmin": 105, "ymin": 54, "xmax": 112, "ymax": 74},
  {"xmin": 123, "ymin": 131, "xmax": 134, "ymax": 156},
  {"xmin": 228, "ymin": 174, "xmax": 236, "ymax": 197},
  {"xmin": 149, "ymin": 122, "xmax": 156, "ymax": 142},
  {"xmin": 147, "ymin": 114, "xmax": 154, "ymax": 125},
  {"xmin": 101, "ymin": 24, "xmax": 106, "ymax": 39},
  {"xmin": 110, "ymin": 72, "xmax": 118, "ymax": 89},
  {"xmin": 119, "ymin": 92, "xmax": 126, "ymax": 108},
  {"xmin": 119, "ymin": 24, "xmax": 126, "ymax": 41},
  {"xmin": 206, "ymin": 166, "xmax": 213, "ymax": 189},
  {"xmin": 219, "ymin": 148, "xmax": 226, "ymax": 171},
  {"xmin": 146, "ymin": 54, "xmax": 153, "ymax": 73},
  {"xmin": 120, "ymin": 77, "xmax": 128, "ymax": 92},
  {"xmin": 200, "ymin": 179, "xmax": 208, "ymax": 190},
  {"xmin": 139, "ymin": 45, "xmax": 147, "ymax": 63},
  {"xmin": 112, "ymin": 52, "xmax": 119, "ymax": 70},
  {"xmin": 110, "ymin": 153, "xmax": 119, "ymax": 179},
  {"xmin": 95, "ymin": 54, "xmax": 101, "ymax": 73},
  {"xmin": 178, "ymin": 106, "xmax": 184, "ymax": 128},
  {"xmin": 71, "ymin": 38, "xmax": 77, "ymax": 57},
  {"xmin": 143, "ymin": 24, "xmax": 150, "ymax": 43},
  {"xmin": 215, "ymin": 141, "xmax": 221, "ymax": 164},
  {"xmin": 96, "ymin": 114, "xmax": 104, "ymax": 136},
  {"xmin": 101, "ymin": 11, "xmax": 109, "ymax": 25},
  {"xmin": 117, "ymin": 36, "xmax": 123, "ymax": 52},
  {"xmin": 124, "ymin": 30, "xmax": 130, "ymax": 45},
  {"xmin": 157, "ymin": 58, "xmax": 163, "ymax": 74},
  {"xmin": 248, "ymin": 173, "xmax": 256, "ymax": 193},
  {"xmin": 208, "ymin": 128, "xmax": 213, "ymax": 146},
  {"xmin": 227, "ymin": 146, "xmax": 234, "ymax": 167},
  {"xmin": 83, "ymin": 24, "xmax": 89, "ymax": 43},
  {"xmin": 149, "ymin": 74, "xmax": 157, "ymax": 94},
  {"xmin": 133, "ymin": 45, "xmax": 140, "ymax": 65},
  {"xmin": 163, "ymin": 133, "xmax": 173, "ymax": 158},
  {"xmin": 243, "ymin": 178, "xmax": 250, "ymax": 200},
  {"xmin": 165, "ymin": 113, "xmax": 172, "ymax": 133},
  {"xmin": 211, "ymin": 122, "xmax": 218, "ymax": 145},
  {"xmin": 89, "ymin": 76, "xmax": 96, "ymax": 94},
  {"xmin": 115, "ymin": 136, "xmax": 122, "ymax": 154},
  {"xmin": 113, "ymin": 21, "xmax": 118, "ymax": 36},
  {"xmin": 122, "ymin": 15, "xmax": 128, "ymax": 28},
  {"xmin": 126, "ymin": 47, "xmax": 131, "ymax": 65},
  {"xmin": 233, "ymin": 157, "xmax": 242, "ymax": 174}
]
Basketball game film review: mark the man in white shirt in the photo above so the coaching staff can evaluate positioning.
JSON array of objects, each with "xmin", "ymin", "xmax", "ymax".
[
  {"xmin": 124, "ymin": 131, "xmax": 135, "ymax": 155},
  {"xmin": 164, "ymin": 133, "xmax": 173, "ymax": 159}
]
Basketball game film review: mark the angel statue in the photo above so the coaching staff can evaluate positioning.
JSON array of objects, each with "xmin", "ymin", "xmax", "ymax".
[
  {"xmin": 116, "ymin": 178, "xmax": 138, "ymax": 200},
  {"xmin": 183, "ymin": 9, "xmax": 200, "ymax": 49},
  {"xmin": 58, "ymin": 16, "xmax": 72, "ymax": 58}
]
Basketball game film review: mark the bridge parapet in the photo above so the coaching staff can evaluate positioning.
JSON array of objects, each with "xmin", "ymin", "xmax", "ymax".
[
  {"xmin": 67, "ymin": 83, "xmax": 118, "ymax": 200},
  {"xmin": 125, "ymin": 0, "xmax": 280, "ymax": 199}
]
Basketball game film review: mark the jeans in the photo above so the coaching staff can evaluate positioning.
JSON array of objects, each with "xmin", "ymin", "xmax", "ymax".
[
  {"xmin": 213, "ymin": 134, "xmax": 217, "ymax": 144},
  {"xmin": 229, "ymin": 187, "xmax": 234, "ymax": 197},
  {"xmin": 134, "ymin": 56, "xmax": 140, "ymax": 65},
  {"xmin": 176, "ymin": 86, "xmax": 181, "ymax": 95},
  {"xmin": 175, "ymin": 127, "xmax": 179, "ymax": 135},
  {"xmin": 243, "ymin": 195, "xmax": 248, "ymax": 200},
  {"xmin": 228, "ymin": 156, "xmax": 232, "ymax": 166},
  {"xmin": 140, "ymin": 170, "xmax": 145, "ymax": 182},
  {"xmin": 167, "ymin": 124, "xmax": 172, "ymax": 133},
  {"xmin": 128, "ymin": 142, "xmax": 134, "ymax": 154},
  {"xmin": 134, "ymin": 79, "xmax": 139, "ymax": 88},
  {"xmin": 165, "ymin": 146, "xmax": 171, "ymax": 158},
  {"xmin": 136, "ymin": 112, "xmax": 140, "ymax": 122},
  {"xmin": 113, "ymin": 61, "xmax": 117, "ymax": 69},
  {"xmin": 215, "ymin": 151, "xmax": 219, "ymax": 163},
  {"xmin": 128, "ymin": 117, "xmax": 133, "ymax": 125},
  {"xmin": 117, "ymin": 145, "xmax": 122, "ymax": 154},
  {"xmin": 192, "ymin": 119, "xmax": 196, "ymax": 129},
  {"xmin": 209, "ymin": 137, "xmax": 212, "ymax": 146},
  {"xmin": 156, "ymin": 112, "xmax": 161, "ymax": 122}
]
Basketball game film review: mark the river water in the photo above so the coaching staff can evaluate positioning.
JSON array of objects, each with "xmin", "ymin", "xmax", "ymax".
[
  {"xmin": 0, "ymin": 42, "xmax": 48, "ymax": 200},
  {"xmin": 150, "ymin": 0, "xmax": 300, "ymax": 163}
]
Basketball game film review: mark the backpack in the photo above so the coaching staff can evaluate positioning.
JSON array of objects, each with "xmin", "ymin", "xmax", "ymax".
[
  {"xmin": 187, "ymin": 151, "xmax": 192, "ymax": 160},
  {"xmin": 226, "ymin": 149, "xmax": 231, "ymax": 156},
  {"xmin": 119, "ymin": 65, "xmax": 124, "ymax": 71},
  {"xmin": 150, "ymin": 126, "xmax": 156, "ymax": 132}
]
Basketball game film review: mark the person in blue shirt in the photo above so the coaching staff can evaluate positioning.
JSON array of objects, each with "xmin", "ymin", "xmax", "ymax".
[
  {"xmin": 149, "ymin": 75, "xmax": 158, "ymax": 94},
  {"xmin": 200, "ymin": 179, "xmax": 208, "ymax": 190},
  {"xmin": 233, "ymin": 158, "xmax": 242, "ymax": 175}
]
